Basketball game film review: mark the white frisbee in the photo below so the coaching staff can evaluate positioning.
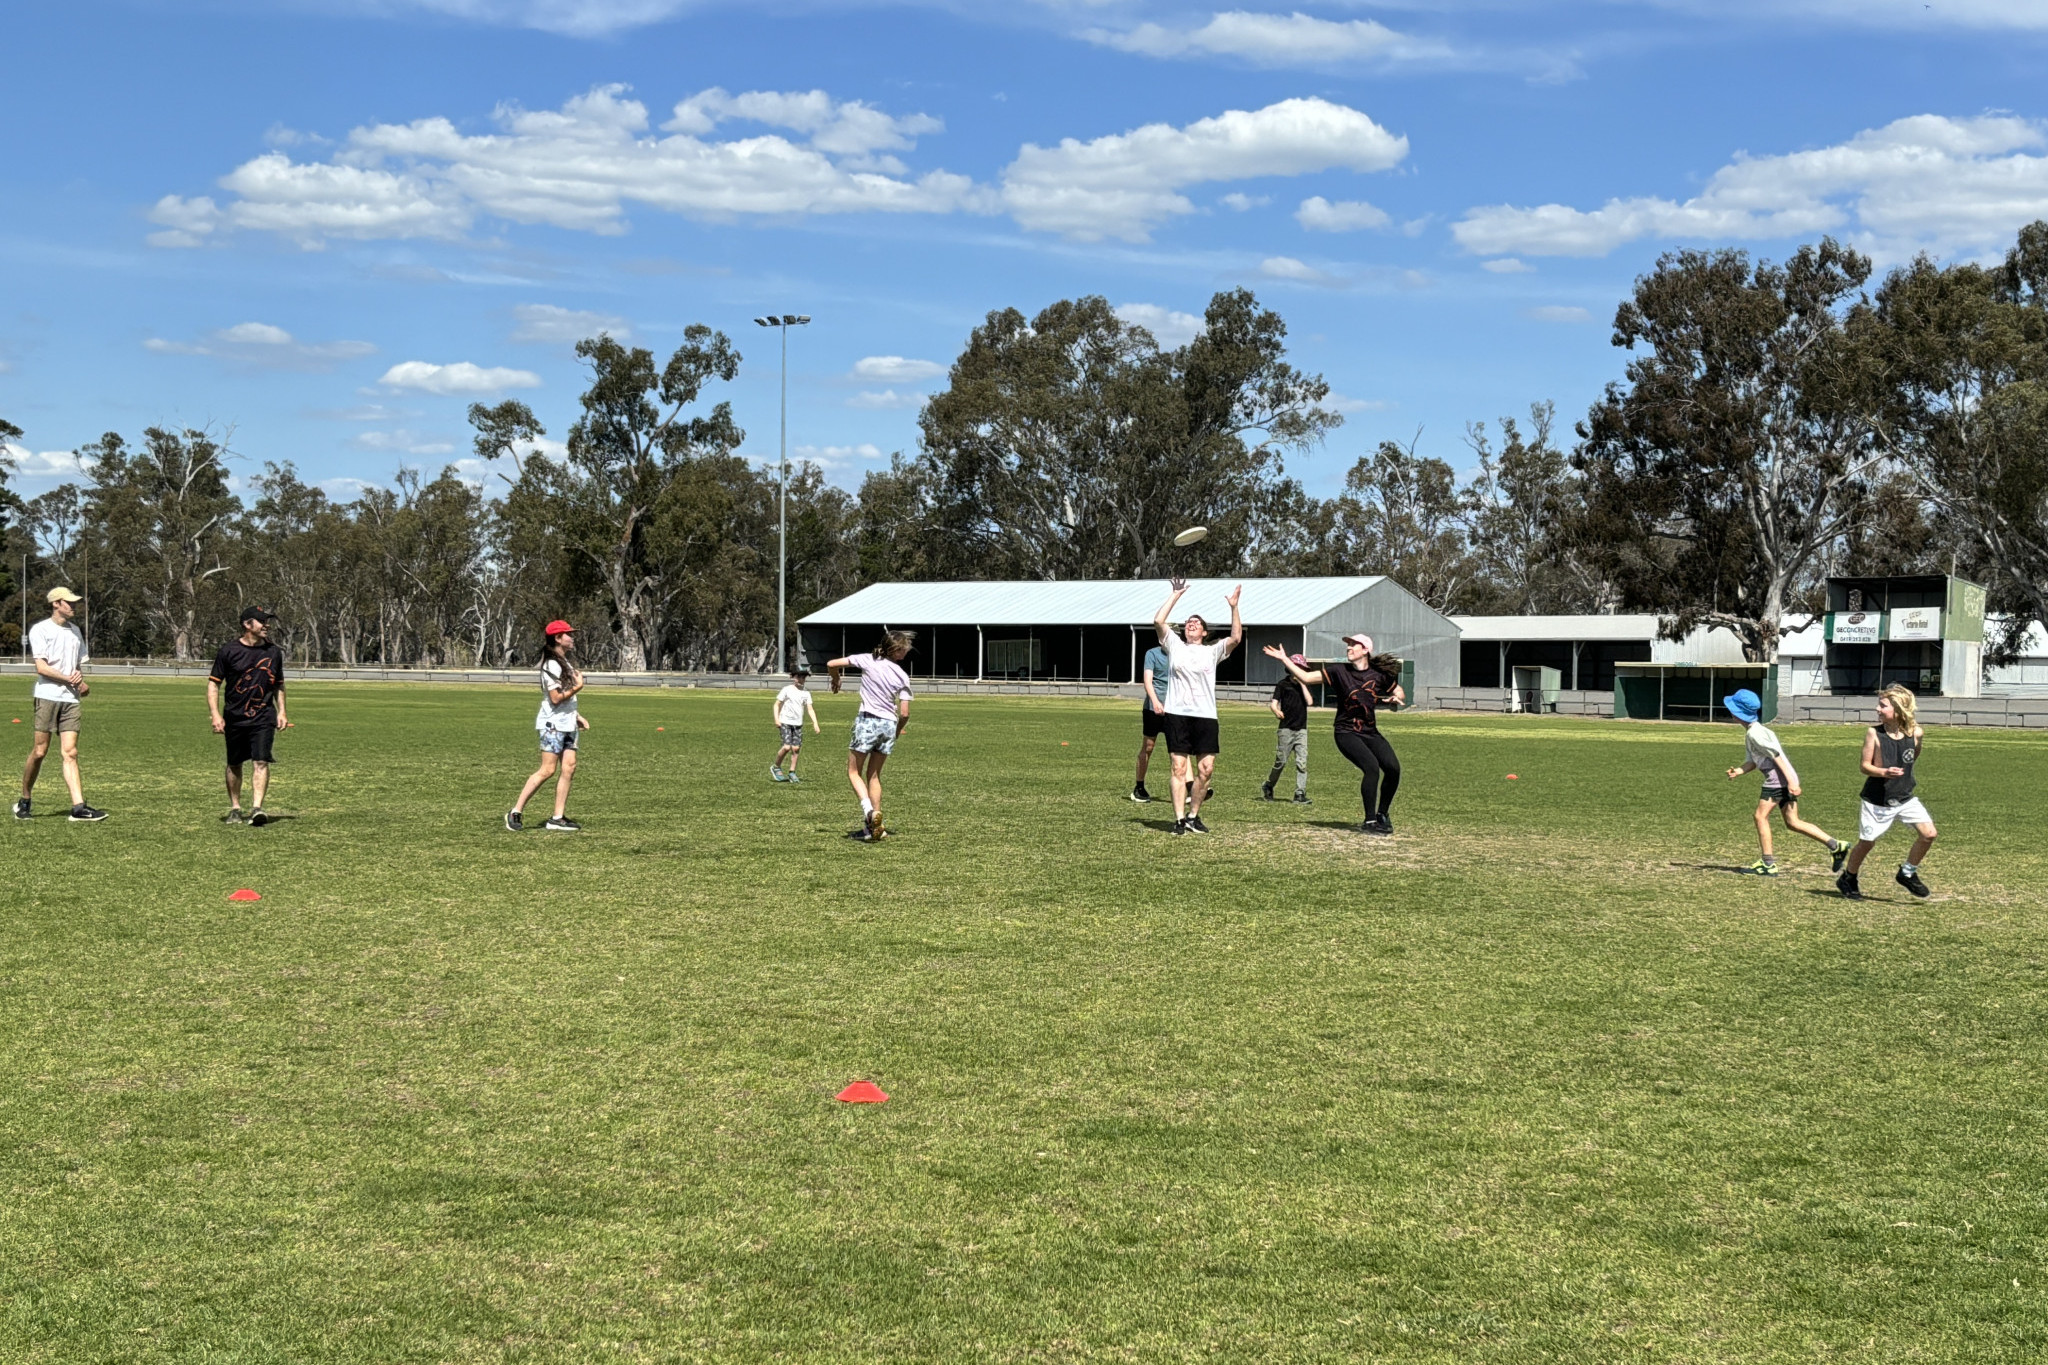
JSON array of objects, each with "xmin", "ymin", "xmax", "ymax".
[{"xmin": 1172, "ymin": 526, "xmax": 1209, "ymax": 547}]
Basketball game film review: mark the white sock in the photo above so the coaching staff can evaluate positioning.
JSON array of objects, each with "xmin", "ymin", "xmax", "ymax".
[{"xmin": 860, "ymin": 797, "xmax": 874, "ymax": 816}]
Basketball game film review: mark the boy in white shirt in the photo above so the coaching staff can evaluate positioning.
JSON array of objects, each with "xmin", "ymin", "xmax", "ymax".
[
  {"xmin": 17, "ymin": 587, "xmax": 107, "ymax": 821},
  {"xmin": 770, "ymin": 666, "xmax": 821, "ymax": 781},
  {"xmin": 1722, "ymin": 688, "xmax": 1846, "ymax": 877}
]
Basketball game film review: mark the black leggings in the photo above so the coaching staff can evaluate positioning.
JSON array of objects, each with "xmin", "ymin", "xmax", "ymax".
[{"xmin": 1335, "ymin": 728, "xmax": 1400, "ymax": 817}]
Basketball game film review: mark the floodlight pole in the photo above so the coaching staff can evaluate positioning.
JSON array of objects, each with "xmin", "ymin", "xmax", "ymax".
[{"xmin": 754, "ymin": 313, "xmax": 811, "ymax": 672}]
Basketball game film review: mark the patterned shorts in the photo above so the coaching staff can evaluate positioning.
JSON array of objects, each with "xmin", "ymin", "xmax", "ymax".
[
  {"xmin": 780, "ymin": 723, "xmax": 804, "ymax": 748},
  {"xmin": 850, "ymin": 713, "xmax": 898, "ymax": 755},
  {"xmin": 540, "ymin": 728, "xmax": 578, "ymax": 755}
]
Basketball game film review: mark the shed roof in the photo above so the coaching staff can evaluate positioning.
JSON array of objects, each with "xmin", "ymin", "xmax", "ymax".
[
  {"xmin": 1451, "ymin": 614, "xmax": 1666, "ymax": 642},
  {"xmin": 801, "ymin": 577, "xmax": 1390, "ymax": 627}
]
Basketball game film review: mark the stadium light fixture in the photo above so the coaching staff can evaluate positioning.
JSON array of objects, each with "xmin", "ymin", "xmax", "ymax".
[{"xmin": 754, "ymin": 313, "xmax": 812, "ymax": 672}]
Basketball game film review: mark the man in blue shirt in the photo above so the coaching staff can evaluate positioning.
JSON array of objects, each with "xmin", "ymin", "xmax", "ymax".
[{"xmin": 1131, "ymin": 640, "xmax": 1172, "ymax": 802}]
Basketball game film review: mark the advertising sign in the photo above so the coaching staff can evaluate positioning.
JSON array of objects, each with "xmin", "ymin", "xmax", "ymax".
[
  {"xmin": 1890, "ymin": 606, "xmax": 1942, "ymax": 641},
  {"xmin": 1830, "ymin": 611, "xmax": 1880, "ymax": 644}
]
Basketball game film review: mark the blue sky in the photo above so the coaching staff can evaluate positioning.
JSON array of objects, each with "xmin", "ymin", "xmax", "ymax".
[{"xmin": 5, "ymin": 0, "xmax": 2048, "ymax": 505}]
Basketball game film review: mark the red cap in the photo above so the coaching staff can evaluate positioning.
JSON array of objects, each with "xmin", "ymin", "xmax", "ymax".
[{"xmin": 545, "ymin": 619, "xmax": 574, "ymax": 636}]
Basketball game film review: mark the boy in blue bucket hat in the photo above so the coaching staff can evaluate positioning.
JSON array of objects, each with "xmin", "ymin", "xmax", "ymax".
[{"xmin": 1723, "ymin": 687, "xmax": 1848, "ymax": 877}]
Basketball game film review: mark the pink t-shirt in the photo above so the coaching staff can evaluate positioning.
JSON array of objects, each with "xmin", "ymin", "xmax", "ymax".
[{"xmin": 848, "ymin": 654, "xmax": 913, "ymax": 719}]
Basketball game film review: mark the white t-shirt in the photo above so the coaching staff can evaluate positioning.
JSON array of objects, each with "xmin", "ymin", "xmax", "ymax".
[
  {"xmin": 29, "ymin": 618, "xmax": 87, "ymax": 703},
  {"xmin": 1161, "ymin": 632, "xmax": 1230, "ymax": 719},
  {"xmin": 1744, "ymin": 722, "xmax": 1788, "ymax": 788},
  {"xmin": 536, "ymin": 659, "xmax": 579, "ymax": 732},
  {"xmin": 776, "ymin": 683, "xmax": 810, "ymax": 726}
]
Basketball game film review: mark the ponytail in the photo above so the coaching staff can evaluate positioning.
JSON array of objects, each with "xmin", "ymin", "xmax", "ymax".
[{"xmin": 873, "ymin": 629, "xmax": 915, "ymax": 661}]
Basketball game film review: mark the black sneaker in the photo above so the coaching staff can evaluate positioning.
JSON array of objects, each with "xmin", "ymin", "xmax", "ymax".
[
  {"xmin": 223, "ymin": 808, "xmax": 247, "ymax": 825},
  {"xmin": 1291, "ymin": 793, "xmax": 1312, "ymax": 805},
  {"xmin": 1259, "ymin": 784, "xmax": 1275, "ymax": 802},
  {"xmin": 1170, "ymin": 817, "xmax": 1187, "ymax": 835},
  {"xmin": 69, "ymin": 804, "xmax": 109, "ymax": 822},
  {"xmin": 1831, "ymin": 841, "xmax": 1850, "ymax": 874},
  {"xmin": 1836, "ymin": 871, "xmax": 1862, "ymax": 900},
  {"xmin": 1187, "ymin": 815, "xmax": 1210, "ymax": 834},
  {"xmin": 544, "ymin": 816, "xmax": 580, "ymax": 832},
  {"xmin": 504, "ymin": 810, "xmax": 523, "ymax": 832},
  {"xmin": 248, "ymin": 808, "xmax": 268, "ymax": 827},
  {"xmin": 1130, "ymin": 785, "xmax": 1151, "ymax": 803},
  {"xmin": 12, "ymin": 798, "xmax": 28, "ymax": 821},
  {"xmin": 1360, "ymin": 816, "xmax": 1391, "ymax": 836},
  {"xmin": 1896, "ymin": 867, "xmax": 1931, "ymax": 899}
]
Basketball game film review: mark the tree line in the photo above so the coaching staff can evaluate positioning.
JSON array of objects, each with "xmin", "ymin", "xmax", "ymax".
[{"xmin": 4, "ymin": 228, "xmax": 2045, "ymax": 669}]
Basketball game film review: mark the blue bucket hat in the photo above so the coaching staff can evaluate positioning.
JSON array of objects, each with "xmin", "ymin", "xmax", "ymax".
[{"xmin": 1723, "ymin": 688, "xmax": 1762, "ymax": 723}]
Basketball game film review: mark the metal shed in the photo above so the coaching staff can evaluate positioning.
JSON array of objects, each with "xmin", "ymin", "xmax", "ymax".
[{"xmin": 798, "ymin": 577, "xmax": 1459, "ymax": 695}]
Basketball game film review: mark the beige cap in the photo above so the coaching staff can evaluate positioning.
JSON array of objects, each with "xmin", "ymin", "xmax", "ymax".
[{"xmin": 47, "ymin": 587, "xmax": 83, "ymax": 604}]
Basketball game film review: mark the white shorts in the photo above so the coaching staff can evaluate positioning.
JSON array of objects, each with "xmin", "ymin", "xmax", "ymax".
[{"xmin": 1859, "ymin": 797, "xmax": 1932, "ymax": 842}]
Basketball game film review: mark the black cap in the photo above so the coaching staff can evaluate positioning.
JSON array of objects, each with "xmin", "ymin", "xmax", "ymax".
[{"xmin": 240, "ymin": 607, "xmax": 278, "ymax": 624}]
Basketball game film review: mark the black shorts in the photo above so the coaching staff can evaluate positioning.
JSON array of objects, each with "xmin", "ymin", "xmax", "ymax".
[
  {"xmin": 1164, "ymin": 713, "xmax": 1220, "ymax": 756},
  {"xmin": 225, "ymin": 725, "xmax": 276, "ymax": 766},
  {"xmin": 1763, "ymin": 786, "xmax": 1798, "ymax": 807},
  {"xmin": 1142, "ymin": 706, "xmax": 1167, "ymax": 738}
]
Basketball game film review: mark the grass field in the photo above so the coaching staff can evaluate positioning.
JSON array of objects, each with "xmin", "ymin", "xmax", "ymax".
[{"xmin": 3, "ymin": 677, "xmax": 2045, "ymax": 1362}]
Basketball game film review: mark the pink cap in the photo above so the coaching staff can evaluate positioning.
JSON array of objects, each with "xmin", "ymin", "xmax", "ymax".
[{"xmin": 1342, "ymin": 633, "xmax": 1374, "ymax": 653}]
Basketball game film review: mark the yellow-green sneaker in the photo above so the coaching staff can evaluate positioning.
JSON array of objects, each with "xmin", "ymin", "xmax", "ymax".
[{"xmin": 1748, "ymin": 859, "xmax": 1781, "ymax": 877}]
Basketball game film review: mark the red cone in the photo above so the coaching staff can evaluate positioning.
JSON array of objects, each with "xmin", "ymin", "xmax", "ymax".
[
  {"xmin": 228, "ymin": 889, "xmax": 262, "ymax": 902},
  {"xmin": 836, "ymin": 1080, "xmax": 888, "ymax": 1103},
  {"xmin": 1506, "ymin": 774, "xmax": 1519, "ymax": 780}
]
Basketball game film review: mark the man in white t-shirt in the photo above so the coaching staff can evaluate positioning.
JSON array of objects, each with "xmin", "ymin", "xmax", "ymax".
[
  {"xmin": 17, "ymin": 587, "xmax": 107, "ymax": 821},
  {"xmin": 770, "ymin": 666, "xmax": 821, "ymax": 782},
  {"xmin": 1153, "ymin": 576, "xmax": 1243, "ymax": 835}
]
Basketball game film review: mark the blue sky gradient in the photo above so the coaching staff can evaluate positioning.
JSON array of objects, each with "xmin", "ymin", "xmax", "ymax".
[{"xmin": 5, "ymin": 1, "xmax": 2048, "ymax": 501}]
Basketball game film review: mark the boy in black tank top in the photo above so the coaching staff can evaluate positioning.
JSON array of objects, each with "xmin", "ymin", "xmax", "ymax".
[{"xmin": 1837, "ymin": 685, "xmax": 1938, "ymax": 900}]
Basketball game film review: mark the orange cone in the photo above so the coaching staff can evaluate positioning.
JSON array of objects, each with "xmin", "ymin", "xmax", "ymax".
[
  {"xmin": 228, "ymin": 889, "xmax": 262, "ymax": 902},
  {"xmin": 836, "ymin": 1080, "xmax": 888, "ymax": 1103}
]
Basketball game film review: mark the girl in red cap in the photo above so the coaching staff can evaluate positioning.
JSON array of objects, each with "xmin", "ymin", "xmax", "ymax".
[{"xmin": 507, "ymin": 620, "xmax": 588, "ymax": 832}]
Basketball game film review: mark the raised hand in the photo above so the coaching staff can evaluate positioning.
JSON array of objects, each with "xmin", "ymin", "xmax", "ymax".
[
  {"xmin": 1169, "ymin": 575, "xmax": 1188, "ymax": 593},
  {"xmin": 1262, "ymin": 643, "xmax": 1286, "ymax": 660},
  {"xmin": 1225, "ymin": 583, "xmax": 1242, "ymax": 608}
]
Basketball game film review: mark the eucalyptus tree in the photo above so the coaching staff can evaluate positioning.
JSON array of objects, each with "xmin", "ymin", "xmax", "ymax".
[
  {"xmin": 1863, "ymin": 222, "xmax": 2048, "ymax": 648},
  {"xmin": 1577, "ymin": 241, "xmax": 1885, "ymax": 660},
  {"xmin": 82, "ymin": 426, "xmax": 239, "ymax": 660},
  {"xmin": 916, "ymin": 289, "xmax": 1339, "ymax": 580},
  {"xmin": 471, "ymin": 328, "xmax": 744, "ymax": 670}
]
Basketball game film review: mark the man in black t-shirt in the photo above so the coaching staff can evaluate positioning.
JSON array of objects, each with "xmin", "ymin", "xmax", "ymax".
[
  {"xmin": 1261, "ymin": 652, "xmax": 1312, "ymax": 803},
  {"xmin": 208, "ymin": 608, "xmax": 289, "ymax": 826}
]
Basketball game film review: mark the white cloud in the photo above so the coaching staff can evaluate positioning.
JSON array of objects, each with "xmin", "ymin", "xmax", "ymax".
[
  {"xmin": 1453, "ymin": 114, "xmax": 2048, "ymax": 261},
  {"xmin": 666, "ymin": 87, "xmax": 943, "ymax": 158},
  {"xmin": 511, "ymin": 303, "xmax": 631, "ymax": 343},
  {"xmin": 1259, "ymin": 255, "xmax": 1342, "ymax": 287},
  {"xmin": 1219, "ymin": 192, "xmax": 1269, "ymax": 212},
  {"xmin": 1525, "ymin": 305, "xmax": 1593, "ymax": 323},
  {"xmin": 852, "ymin": 355, "xmax": 947, "ymax": 382},
  {"xmin": 1085, "ymin": 11, "xmax": 1450, "ymax": 68},
  {"xmin": 380, "ymin": 360, "xmax": 543, "ymax": 394},
  {"xmin": 352, "ymin": 429, "xmax": 459, "ymax": 454},
  {"xmin": 1001, "ymin": 97, "xmax": 1407, "ymax": 241},
  {"xmin": 846, "ymin": 389, "xmax": 928, "ymax": 409},
  {"xmin": 308, "ymin": 403, "xmax": 421, "ymax": 421},
  {"xmin": 1324, "ymin": 392, "xmax": 1391, "ymax": 413},
  {"xmin": 773, "ymin": 441, "xmax": 887, "ymax": 471},
  {"xmin": 1480, "ymin": 257, "xmax": 1534, "ymax": 273},
  {"xmin": 142, "ymin": 322, "xmax": 376, "ymax": 370},
  {"xmin": 1295, "ymin": 195, "xmax": 1390, "ymax": 232},
  {"xmin": 0, "ymin": 445, "xmax": 90, "ymax": 482},
  {"xmin": 1113, "ymin": 302, "xmax": 1204, "ymax": 347},
  {"xmin": 150, "ymin": 85, "xmax": 980, "ymax": 249},
  {"xmin": 367, "ymin": 1, "xmax": 700, "ymax": 38}
]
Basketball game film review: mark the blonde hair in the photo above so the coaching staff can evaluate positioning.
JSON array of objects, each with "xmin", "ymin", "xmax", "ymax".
[{"xmin": 1879, "ymin": 684, "xmax": 1917, "ymax": 732}]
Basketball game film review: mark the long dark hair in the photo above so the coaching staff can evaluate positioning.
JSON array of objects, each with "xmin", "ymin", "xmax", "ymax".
[
  {"xmin": 540, "ymin": 630, "xmax": 576, "ymax": 684},
  {"xmin": 873, "ymin": 629, "xmax": 915, "ymax": 661},
  {"xmin": 1368, "ymin": 652, "xmax": 1401, "ymax": 677}
]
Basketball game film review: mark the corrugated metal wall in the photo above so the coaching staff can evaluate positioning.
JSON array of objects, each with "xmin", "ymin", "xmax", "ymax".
[{"xmin": 1302, "ymin": 580, "xmax": 1460, "ymax": 696}]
